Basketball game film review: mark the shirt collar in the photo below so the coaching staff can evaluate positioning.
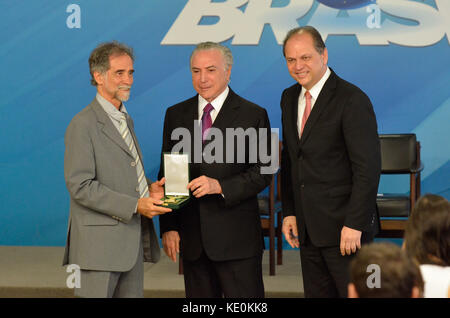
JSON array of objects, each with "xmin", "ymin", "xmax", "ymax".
[
  {"xmin": 96, "ymin": 93, "xmax": 128, "ymax": 122},
  {"xmin": 300, "ymin": 67, "xmax": 331, "ymax": 101},
  {"xmin": 198, "ymin": 86, "xmax": 229, "ymax": 114}
]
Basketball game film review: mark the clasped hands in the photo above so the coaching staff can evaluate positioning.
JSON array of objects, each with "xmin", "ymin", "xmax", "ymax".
[
  {"xmin": 282, "ymin": 216, "xmax": 362, "ymax": 256},
  {"xmin": 138, "ymin": 175, "xmax": 222, "ymax": 220},
  {"xmin": 137, "ymin": 177, "xmax": 172, "ymax": 218}
]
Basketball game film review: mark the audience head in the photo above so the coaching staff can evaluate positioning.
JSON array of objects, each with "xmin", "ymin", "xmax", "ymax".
[
  {"xmin": 404, "ymin": 194, "xmax": 450, "ymax": 266},
  {"xmin": 348, "ymin": 242, "xmax": 424, "ymax": 298}
]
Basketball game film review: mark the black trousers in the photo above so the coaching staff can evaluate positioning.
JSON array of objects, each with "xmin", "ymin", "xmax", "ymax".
[
  {"xmin": 182, "ymin": 250, "xmax": 265, "ymax": 298},
  {"xmin": 300, "ymin": 230, "xmax": 374, "ymax": 298}
]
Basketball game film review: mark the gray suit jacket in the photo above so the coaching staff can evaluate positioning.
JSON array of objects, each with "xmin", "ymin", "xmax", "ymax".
[{"xmin": 63, "ymin": 98, "xmax": 160, "ymax": 272}]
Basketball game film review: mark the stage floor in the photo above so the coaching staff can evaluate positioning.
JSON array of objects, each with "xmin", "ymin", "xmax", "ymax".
[{"xmin": 0, "ymin": 246, "xmax": 304, "ymax": 298}]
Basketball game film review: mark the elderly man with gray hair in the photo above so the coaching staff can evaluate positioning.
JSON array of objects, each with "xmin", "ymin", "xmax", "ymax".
[
  {"xmin": 159, "ymin": 41, "xmax": 272, "ymax": 298},
  {"xmin": 63, "ymin": 41, "xmax": 172, "ymax": 298}
]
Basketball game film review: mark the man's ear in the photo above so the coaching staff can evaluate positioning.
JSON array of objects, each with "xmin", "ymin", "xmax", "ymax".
[
  {"xmin": 322, "ymin": 47, "xmax": 328, "ymax": 66},
  {"xmin": 226, "ymin": 65, "xmax": 232, "ymax": 83},
  {"xmin": 93, "ymin": 71, "xmax": 104, "ymax": 86},
  {"xmin": 348, "ymin": 283, "xmax": 359, "ymax": 298}
]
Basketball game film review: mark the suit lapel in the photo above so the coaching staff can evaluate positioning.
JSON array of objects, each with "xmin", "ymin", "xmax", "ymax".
[
  {"xmin": 180, "ymin": 96, "xmax": 200, "ymax": 174},
  {"xmin": 210, "ymin": 88, "xmax": 240, "ymax": 134},
  {"xmin": 127, "ymin": 116, "xmax": 144, "ymax": 162},
  {"xmin": 193, "ymin": 88, "xmax": 240, "ymax": 148},
  {"xmin": 282, "ymin": 84, "xmax": 302, "ymax": 155},
  {"xmin": 91, "ymin": 99, "xmax": 134, "ymax": 158},
  {"xmin": 300, "ymin": 70, "xmax": 337, "ymax": 144},
  {"xmin": 183, "ymin": 96, "xmax": 199, "ymax": 144}
]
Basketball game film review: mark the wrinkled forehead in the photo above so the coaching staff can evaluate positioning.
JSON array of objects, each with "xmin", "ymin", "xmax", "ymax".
[
  {"xmin": 107, "ymin": 54, "xmax": 134, "ymax": 70},
  {"xmin": 287, "ymin": 32, "xmax": 316, "ymax": 49}
]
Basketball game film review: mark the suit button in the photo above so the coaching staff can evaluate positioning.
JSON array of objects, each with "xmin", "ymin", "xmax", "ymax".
[
  {"xmin": 131, "ymin": 161, "xmax": 136, "ymax": 167},
  {"xmin": 301, "ymin": 184, "xmax": 305, "ymax": 188}
]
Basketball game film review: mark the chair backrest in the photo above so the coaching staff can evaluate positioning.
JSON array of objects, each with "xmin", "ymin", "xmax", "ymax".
[{"xmin": 379, "ymin": 134, "xmax": 417, "ymax": 173}]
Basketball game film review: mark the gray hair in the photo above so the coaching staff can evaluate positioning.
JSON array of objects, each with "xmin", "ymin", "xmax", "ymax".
[
  {"xmin": 190, "ymin": 42, "xmax": 233, "ymax": 70},
  {"xmin": 89, "ymin": 41, "xmax": 134, "ymax": 86},
  {"xmin": 282, "ymin": 26, "xmax": 326, "ymax": 57}
]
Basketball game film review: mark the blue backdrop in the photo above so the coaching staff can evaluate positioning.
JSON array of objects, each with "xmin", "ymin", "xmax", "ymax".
[{"xmin": 1, "ymin": 0, "xmax": 449, "ymax": 246}]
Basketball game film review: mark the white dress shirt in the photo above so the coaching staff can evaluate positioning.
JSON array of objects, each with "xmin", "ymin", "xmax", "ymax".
[
  {"xmin": 297, "ymin": 67, "xmax": 331, "ymax": 138},
  {"xmin": 198, "ymin": 86, "xmax": 229, "ymax": 123},
  {"xmin": 197, "ymin": 86, "xmax": 229, "ymax": 198}
]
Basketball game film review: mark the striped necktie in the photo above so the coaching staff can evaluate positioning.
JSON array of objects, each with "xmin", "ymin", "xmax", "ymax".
[{"xmin": 119, "ymin": 115, "xmax": 149, "ymax": 198}]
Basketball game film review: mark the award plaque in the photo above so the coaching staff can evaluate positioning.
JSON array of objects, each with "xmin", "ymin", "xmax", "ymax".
[{"xmin": 162, "ymin": 153, "xmax": 190, "ymax": 209}]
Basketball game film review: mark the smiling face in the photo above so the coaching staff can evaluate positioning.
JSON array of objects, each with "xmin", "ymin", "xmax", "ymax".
[
  {"xmin": 284, "ymin": 32, "xmax": 328, "ymax": 90},
  {"xmin": 94, "ymin": 54, "xmax": 134, "ymax": 109},
  {"xmin": 191, "ymin": 49, "xmax": 231, "ymax": 102}
]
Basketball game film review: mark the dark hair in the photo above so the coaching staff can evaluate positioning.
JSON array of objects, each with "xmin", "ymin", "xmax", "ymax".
[
  {"xmin": 350, "ymin": 242, "xmax": 424, "ymax": 298},
  {"xmin": 89, "ymin": 41, "xmax": 134, "ymax": 86},
  {"xmin": 404, "ymin": 194, "xmax": 450, "ymax": 266},
  {"xmin": 282, "ymin": 26, "xmax": 326, "ymax": 57}
]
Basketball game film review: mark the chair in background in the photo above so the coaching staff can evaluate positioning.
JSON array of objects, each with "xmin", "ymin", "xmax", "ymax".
[
  {"xmin": 258, "ymin": 141, "xmax": 283, "ymax": 276},
  {"xmin": 376, "ymin": 134, "xmax": 423, "ymax": 238}
]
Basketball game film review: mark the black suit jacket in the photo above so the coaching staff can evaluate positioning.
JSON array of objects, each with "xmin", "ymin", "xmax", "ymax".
[
  {"xmin": 159, "ymin": 88, "xmax": 272, "ymax": 261},
  {"xmin": 280, "ymin": 69, "xmax": 381, "ymax": 247}
]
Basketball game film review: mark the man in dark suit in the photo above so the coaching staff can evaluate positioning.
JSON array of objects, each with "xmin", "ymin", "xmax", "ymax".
[
  {"xmin": 159, "ymin": 42, "xmax": 272, "ymax": 298},
  {"xmin": 280, "ymin": 26, "xmax": 381, "ymax": 298}
]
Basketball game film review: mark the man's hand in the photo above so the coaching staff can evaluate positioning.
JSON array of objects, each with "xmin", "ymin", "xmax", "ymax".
[
  {"xmin": 340, "ymin": 226, "xmax": 362, "ymax": 256},
  {"xmin": 162, "ymin": 231, "xmax": 180, "ymax": 262},
  {"xmin": 187, "ymin": 175, "xmax": 222, "ymax": 198},
  {"xmin": 149, "ymin": 177, "xmax": 165, "ymax": 200},
  {"xmin": 282, "ymin": 216, "xmax": 299, "ymax": 248},
  {"xmin": 137, "ymin": 197, "xmax": 171, "ymax": 219}
]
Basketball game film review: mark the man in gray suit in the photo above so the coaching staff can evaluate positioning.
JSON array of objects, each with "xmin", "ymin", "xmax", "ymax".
[{"xmin": 63, "ymin": 42, "xmax": 172, "ymax": 298}]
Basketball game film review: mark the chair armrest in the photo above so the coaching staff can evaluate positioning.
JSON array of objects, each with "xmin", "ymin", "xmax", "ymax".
[{"xmin": 411, "ymin": 162, "xmax": 424, "ymax": 173}]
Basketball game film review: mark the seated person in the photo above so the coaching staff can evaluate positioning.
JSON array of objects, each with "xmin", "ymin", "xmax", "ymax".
[
  {"xmin": 403, "ymin": 194, "xmax": 450, "ymax": 298},
  {"xmin": 348, "ymin": 242, "xmax": 423, "ymax": 298}
]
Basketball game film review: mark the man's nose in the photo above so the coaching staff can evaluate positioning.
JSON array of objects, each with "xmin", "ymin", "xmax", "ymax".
[
  {"xmin": 200, "ymin": 71, "xmax": 207, "ymax": 83},
  {"xmin": 295, "ymin": 60, "xmax": 305, "ymax": 70},
  {"xmin": 123, "ymin": 73, "xmax": 133, "ymax": 85}
]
